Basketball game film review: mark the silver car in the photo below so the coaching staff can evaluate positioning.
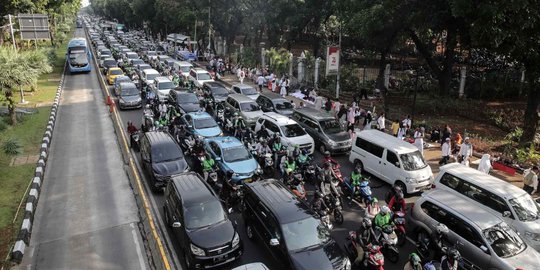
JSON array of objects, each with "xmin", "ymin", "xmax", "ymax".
[
  {"xmin": 224, "ymin": 94, "xmax": 263, "ymax": 127},
  {"xmin": 410, "ymin": 190, "xmax": 540, "ymax": 270}
]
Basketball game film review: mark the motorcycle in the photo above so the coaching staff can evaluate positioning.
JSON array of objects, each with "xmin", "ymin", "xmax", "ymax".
[
  {"xmin": 358, "ymin": 179, "xmax": 373, "ymax": 207},
  {"xmin": 205, "ymin": 168, "xmax": 221, "ymax": 193},
  {"xmin": 416, "ymin": 224, "xmax": 449, "ymax": 261},
  {"xmin": 324, "ymin": 194, "xmax": 344, "ymax": 225},
  {"xmin": 261, "ymin": 153, "xmax": 274, "ymax": 176},
  {"xmin": 130, "ymin": 131, "xmax": 141, "ymax": 152},
  {"xmin": 286, "ymin": 173, "xmax": 306, "ymax": 200},
  {"xmin": 319, "ymin": 209, "xmax": 333, "ymax": 230},
  {"xmin": 344, "ymin": 231, "xmax": 384, "ymax": 270},
  {"xmin": 376, "ymin": 225, "xmax": 399, "ymax": 263},
  {"xmin": 179, "ymin": 134, "xmax": 196, "ymax": 155},
  {"xmin": 228, "ymin": 184, "xmax": 244, "ymax": 212},
  {"xmin": 393, "ymin": 211, "xmax": 407, "ymax": 246}
]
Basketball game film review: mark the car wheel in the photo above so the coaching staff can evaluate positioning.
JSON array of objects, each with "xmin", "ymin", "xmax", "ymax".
[
  {"xmin": 319, "ymin": 144, "xmax": 326, "ymax": 154},
  {"xmin": 246, "ymin": 223, "xmax": 254, "ymax": 240},
  {"xmin": 354, "ymin": 160, "xmax": 364, "ymax": 173},
  {"xmin": 395, "ymin": 180, "xmax": 407, "ymax": 197}
]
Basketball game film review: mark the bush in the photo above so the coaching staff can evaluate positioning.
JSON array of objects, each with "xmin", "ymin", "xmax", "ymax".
[
  {"xmin": 0, "ymin": 118, "xmax": 7, "ymax": 132},
  {"xmin": 2, "ymin": 138, "xmax": 22, "ymax": 155}
]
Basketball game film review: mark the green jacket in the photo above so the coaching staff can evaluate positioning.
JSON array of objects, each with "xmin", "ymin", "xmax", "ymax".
[
  {"xmin": 202, "ymin": 158, "xmax": 215, "ymax": 172},
  {"xmin": 285, "ymin": 161, "xmax": 297, "ymax": 172},
  {"xmin": 272, "ymin": 143, "xmax": 282, "ymax": 152},
  {"xmin": 351, "ymin": 172, "xmax": 362, "ymax": 186},
  {"xmin": 373, "ymin": 213, "xmax": 392, "ymax": 229}
]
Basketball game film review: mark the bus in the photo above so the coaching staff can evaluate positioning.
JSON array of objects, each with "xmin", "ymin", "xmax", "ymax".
[{"xmin": 67, "ymin": 38, "xmax": 92, "ymax": 73}]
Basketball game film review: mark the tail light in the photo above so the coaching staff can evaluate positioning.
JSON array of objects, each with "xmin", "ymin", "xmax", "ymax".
[{"xmin": 431, "ymin": 184, "xmax": 436, "ymax": 189}]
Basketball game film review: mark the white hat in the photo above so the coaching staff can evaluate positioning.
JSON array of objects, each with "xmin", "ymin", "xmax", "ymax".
[
  {"xmin": 465, "ymin": 137, "xmax": 470, "ymax": 140},
  {"xmin": 445, "ymin": 137, "xmax": 450, "ymax": 141}
]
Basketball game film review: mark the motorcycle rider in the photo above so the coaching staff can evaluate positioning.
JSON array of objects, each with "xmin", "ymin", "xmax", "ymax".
[
  {"xmin": 272, "ymin": 137, "xmax": 286, "ymax": 169},
  {"xmin": 441, "ymin": 248, "xmax": 461, "ymax": 270},
  {"xmin": 323, "ymin": 151, "xmax": 339, "ymax": 167},
  {"xmin": 404, "ymin": 253, "xmax": 423, "ymax": 270},
  {"xmin": 320, "ymin": 165, "xmax": 340, "ymax": 199},
  {"xmin": 373, "ymin": 205, "xmax": 393, "ymax": 238},
  {"xmin": 353, "ymin": 217, "xmax": 377, "ymax": 266},
  {"xmin": 281, "ymin": 156, "xmax": 297, "ymax": 178},
  {"xmin": 388, "ymin": 189, "xmax": 407, "ymax": 213},
  {"xmin": 297, "ymin": 149, "xmax": 310, "ymax": 165},
  {"xmin": 386, "ymin": 184, "xmax": 404, "ymax": 203},
  {"xmin": 201, "ymin": 153, "xmax": 216, "ymax": 183},
  {"xmin": 220, "ymin": 170, "xmax": 236, "ymax": 206},
  {"xmin": 350, "ymin": 168, "xmax": 363, "ymax": 196},
  {"xmin": 311, "ymin": 191, "xmax": 328, "ymax": 216},
  {"xmin": 256, "ymin": 125, "xmax": 270, "ymax": 140},
  {"xmin": 232, "ymin": 112, "xmax": 247, "ymax": 137},
  {"xmin": 366, "ymin": 197, "xmax": 381, "ymax": 219}
]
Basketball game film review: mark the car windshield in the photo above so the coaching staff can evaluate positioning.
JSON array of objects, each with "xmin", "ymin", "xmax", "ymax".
[
  {"xmin": 211, "ymin": 87, "xmax": 228, "ymax": 95},
  {"xmin": 400, "ymin": 151, "xmax": 427, "ymax": 171},
  {"xmin": 127, "ymin": 54, "xmax": 138, "ymax": 59},
  {"xmin": 179, "ymin": 94, "xmax": 199, "ymax": 104},
  {"xmin": 146, "ymin": 73, "xmax": 158, "ymax": 81},
  {"xmin": 320, "ymin": 119, "xmax": 343, "ymax": 134},
  {"xmin": 121, "ymin": 86, "xmax": 139, "ymax": 96},
  {"xmin": 241, "ymin": 87, "xmax": 257, "ymax": 95},
  {"xmin": 104, "ymin": 60, "xmax": 117, "ymax": 66},
  {"xmin": 184, "ymin": 200, "xmax": 227, "ymax": 230},
  {"xmin": 147, "ymin": 51, "xmax": 157, "ymax": 56},
  {"xmin": 282, "ymin": 217, "xmax": 330, "ymax": 251},
  {"xmin": 180, "ymin": 66, "xmax": 191, "ymax": 72},
  {"xmin": 158, "ymin": 81, "xmax": 175, "ymax": 90},
  {"xmin": 110, "ymin": 69, "xmax": 123, "ymax": 75},
  {"xmin": 483, "ymin": 223, "xmax": 526, "ymax": 258},
  {"xmin": 274, "ymin": 100, "xmax": 294, "ymax": 110},
  {"xmin": 281, "ymin": 124, "xmax": 306, "ymax": 137},
  {"xmin": 116, "ymin": 77, "xmax": 130, "ymax": 84},
  {"xmin": 194, "ymin": 117, "xmax": 217, "ymax": 129},
  {"xmin": 197, "ymin": 73, "xmax": 212, "ymax": 80},
  {"xmin": 151, "ymin": 143, "xmax": 183, "ymax": 163},
  {"xmin": 508, "ymin": 194, "xmax": 540, "ymax": 221},
  {"xmin": 223, "ymin": 146, "xmax": 251, "ymax": 163},
  {"xmin": 240, "ymin": 102, "xmax": 260, "ymax": 112}
]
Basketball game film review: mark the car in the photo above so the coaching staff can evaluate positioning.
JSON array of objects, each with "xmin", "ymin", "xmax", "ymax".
[
  {"xmin": 292, "ymin": 107, "xmax": 352, "ymax": 154},
  {"xmin": 242, "ymin": 179, "xmax": 351, "ymax": 270},
  {"xmin": 113, "ymin": 76, "xmax": 132, "ymax": 95},
  {"xmin": 202, "ymin": 82, "xmax": 231, "ymax": 103},
  {"xmin": 150, "ymin": 76, "xmax": 175, "ymax": 102},
  {"xmin": 224, "ymin": 94, "xmax": 263, "ymax": 128},
  {"xmin": 256, "ymin": 92, "xmax": 294, "ymax": 117},
  {"xmin": 163, "ymin": 172, "xmax": 243, "ymax": 269},
  {"xmin": 102, "ymin": 58, "xmax": 118, "ymax": 75},
  {"xmin": 254, "ymin": 112, "xmax": 315, "ymax": 154},
  {"xmin": 189, "ymin": 68, "xmax": 214, "ymax": 88},
  {"xmin": 106, "ymin": 67, "xmax": 124, "ymax": 85},
  {"xmin": 203, "ymin": 137, "xmax": 260, "ymax": 184},
  {"xmin": 231, "ymin": 84, "xmax": 259, "ymax": 100},
  {"xmin": 181, "ymin": 112, "xmax": 223, "ymax": 139},
  {"xmin": 136, "ymin": 63, "xmax": 152, "ymax": 77},
  {"xmin": 129, "ymin": 58, "xmax": 145, "ymax": 67},
  {"xmin": 173, "ymin": 61, "xmax": 194, "ymax": 77},
  {"xmin": 410, "ymin": 190, "xmax": 540, "ymax": 270},
  {"xmin": 141, "ymin": 69, "xmax": 160, "ymax": 89},
  {"xmin": 98, "ymin": 48, "xmax": 112, "ymax": 59},
  {"xmin": 117, "ymin": 82, "xmax": 142, "ymax": 110},
  {"xmin": 139, "ymin": 131, "xmax": 189, "ymax": 192},
  {"xmin": 168, "ymin": 90, "xmax": 202, "ymax": 114},
  {"xmin": 142, "ymin": 50, "xmax": 158, "ymax": 61},
  {"xmin": 99, "ymin": 54, "xmax": 110, "ymax": 68}
]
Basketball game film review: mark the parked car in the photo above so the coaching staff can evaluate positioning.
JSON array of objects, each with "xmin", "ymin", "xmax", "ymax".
[
  {"xmin": 348, "ymin": 130, "xmax": 433, "ymax": 195},
  {"xmin": 168, "ymin": 90, "xmax": 202, "ymax": 114},
  {"xmin": 254, "ymin": 112, "xmax": 315, "ymax": 154},
  {"xmin": 117, "ymin": 82, "xmax": 142, "ymax": 110},
  {"xmin": 106, "ymin": 67, "xmax": 124, "ymax": 85},
  {"xmin": 433, "ymin": 163, "xmax": 540, "ymax": 251},
  {"xmin": 163, "ymin": 172, "xmax": 243, "ymax": 269},
  {"xmin": 139, "ymin": 131, "xmax": 189, "ymax": 192},
  {"xmin": 224, "ymin": 94, "xmax": 263, "ymax": 128},
  {"xmin": 189, "ymin": 68, "xmax": 214, "ymax": 88},
  {"xmin": 181, "ymin": 112, "xmax": 223, "ymax": 138},
  {"xmin": 256, "ymin": 92, "xmax": 294, "ymax": 117},
  {"xmin": 231, "ymin": 84, "xmax": 259, "ymax": 100},
  {"xmin": 202, "ymin": 82, "xmax": 231, "ymax": 104},
  {"xmin": 292, "ymin": 107, "xmax": 351, "ymax": 154},
  {"xmin": 410, "ymin": 190, "xmax": 540, "ymax": 270},
  {"xmin": 243, "ymin": 179, "xmax": 352, "ymax": 270},
  {"xmin": 149, "ymin": 76, "xmax": 175, "ymax": 102},
  {"xmin": 203, "ymin": 137, "xmax": 260, "ymax": 184}
]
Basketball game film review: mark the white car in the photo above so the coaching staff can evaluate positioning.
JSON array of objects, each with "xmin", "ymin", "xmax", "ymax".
[
  {"xmin": 254, "ymin": 112, "xmax": 315, "ymax": 154},
  {"xmin": 232, "ymin": 84, "xmax": 259, "ymax": 100},
  {"xmin": 189, "ymin": 68, "xmax": 214, "ymax": 88},
  {"xmin": 151, "ymin": 77, "xmax": 175, "ymax": 102}
]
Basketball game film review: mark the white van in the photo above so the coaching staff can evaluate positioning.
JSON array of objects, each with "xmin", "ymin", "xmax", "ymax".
[
  {"xmin": 433, "ymin": 163, "xmax": 540, "ymax": 251},
  {"xmin": 173, "ymin": 61, "xmax": 193, "ymax": 77},
  {"xmin": 141, "ymin": 69, "xmax": 160, "ymax": 87},
  {"xmin": 254, "ymin": 112, "xmax": 315, "ymax": 154},
  {"xmin": 349, "ymin": 130, "xmax": 433, "ymax": 194}
]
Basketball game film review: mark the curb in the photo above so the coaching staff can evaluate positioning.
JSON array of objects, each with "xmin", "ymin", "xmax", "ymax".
[{"xmin": 10, "ymin": 63, "xmax": 66, "ymax": 264}]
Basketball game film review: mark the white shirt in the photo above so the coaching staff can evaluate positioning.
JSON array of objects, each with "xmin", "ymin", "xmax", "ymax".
[
  {"xmin": 257, "ymin": 76, "xmax": 265, "ymax": 85},
  {"xmin": 459, "ymin": 142, "xmax": 473, "ymax": 157},
  {"xmin": 441, "ymin": 142, "xmax": 451, "ymax": 156},
  {"xmin": 377, "ymin": 116, "xmax": 385, "ymax": 129}
]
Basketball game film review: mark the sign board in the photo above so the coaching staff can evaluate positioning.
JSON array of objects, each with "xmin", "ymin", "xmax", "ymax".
[
  {"xmin": 325, "ymin": 46, "xmax": 340, "ymax": 76},
  {"xmin": 18, "ymin": 14, "xmax": 50, "ymax": 40}
]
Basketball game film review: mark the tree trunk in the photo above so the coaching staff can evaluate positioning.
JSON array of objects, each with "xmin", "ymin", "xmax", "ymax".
[
  {"xmin": 520, "ymin": 80, "xmax": 540, "ymax": 145},
  {"xmin": 5, "ymin": 90, "xmax": 17, "ymax": 125}
]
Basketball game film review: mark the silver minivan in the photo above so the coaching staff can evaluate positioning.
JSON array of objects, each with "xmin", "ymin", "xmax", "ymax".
[
  {"xmin": 411, "ymin": 190, "xmax": 540, "ymax": 270},
  {"xmin": 224, "ymin": 94, "xmax": 263, "ymax": 127}
]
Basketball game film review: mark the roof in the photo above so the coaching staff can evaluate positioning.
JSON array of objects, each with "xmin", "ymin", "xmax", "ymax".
[
  {"xmin": 154, "ymin": 76, "xmax": 171, "ymax": 82},
  {"xmin": 176, "ymin": 61, "xmax": 193, "ymax": 66},
  {"xmin": 293, "ymin": 107, "xmax": 334, "ymax": 121},
  {"xmin": 204, "ymin": 81, "xmax": 225, "ymax": 88},
  {"xmin": 423, "ymin": 190, "xmax": 502, "ymax": 230},
  {"xmin": 259, "ymin": 92, "xmax": 287, "ymax": 101},
  {"xmin": 232, "ymin": 84, "xmax": 256, "ymax": 90},
  {"xmin": 246, "ymin": 179, "xmax": 312, "ymax": 224},
  {"xmin": 145, "ymin": 131, "xmax": 175, "ymax": 146},
  {"xmin": 109, "ymin": 67, "xmax": 122, "ymax": 71},
  {"xmin": 205, "ymin": 136, "xmax": 243, "ymax": 149},
  {"xmin": 357, "ymin": 129, "xmax": 419, "ymax": 154},
  {"xmin": 192, "ymin": 68, "xmax": 209, "ymax": 73},
  {"xmin": 171, "ymin": 172, "xmax": 215, "ymax": 205},
  {"xmin": 188, "ymin": 111, "xmax": 213, "ymax": 120},
  {"xmin": 114, "ymin": 76, "xmax": 130, "ymax": 82},
  {"xmin": 119, "ymin": 82, "xmax": 137, "ymax": 89},
  {"xmin": 143, "ymin": 69, "xmax": 159, "ymax": 75},
  {"xmin": 68, "ymin": 38, "xmax": 87, "ymax": 47},
  {"xmin": 261, "ymin": 112, "xmax": 296, "ymax": 125},
  {"xmin": 229, "ymin": 94, "xmax": 255, "ymax": 103},
  {"xmin": 438, "ymin": 163, "xmax": 527, "ymax": 199}
]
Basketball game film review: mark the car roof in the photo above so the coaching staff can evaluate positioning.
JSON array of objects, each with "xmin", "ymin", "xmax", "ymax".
[
  {"xmin": 115, "ymin": 76, "xmax": 130, "ymax": 81},
  {"xmin": 261, "ymin": 112, "xmax": 297, "ymax": 125},
  {"xmin": 205, "ymin": 136, "xmax": 243, "ymax": 148},
  {"xmin": 192, "ymin": 68, "xmax": 209, "ymax": 73},
  {"xmin": 171, "ymin": 172, "xmax": 216, "ymax": 205},
  {"xmin": 246, "ymin": 179, "xmax": 312, "ymax": 224},
  {"xmin": 259, "ymin": 92, "xmax": 288, "ymax": 101},
  {"xmin": 109, "ymin": 67, "xmax": 122, "ymax": 71},
  {"xmin": 422, "ymin": 190, "xmax": 503, "ymax": 230},
  {"xmin": 144, "ymin": 131, "xmax": 175, "ymax": 145},
  {"xmin": 177, "ymin": 61, "xmax": 193, "ymax": 66},
  {"xmin": 229, "ymin": 94, "xmax": 255, "ymax": 103},
  {"xmin": 119, "ymin": 82, "xmax": 137, "ymax": 88},
  {"xmin": 357, "ymin": 130, "xmax": 419, "ymax": 154},
  {"xmin": 438, "ymin": 163, "xmax": 527, "ymax": 199},
  {"xmin": 187, "ymin": 111, "xmax": 213, "ymax": 120},
  {"xmin": 293, "ymin": 107, "xmax": 335, "ymax": 121},
  {"xmin": 144, "ymin": 69, "xmax": 159, "ymax": 75},
  {"xmin": 204, "ymin": 81, "xmax": 224, "ymax": 88},
  {"xmin": 232, "ymin": 84, "xmax": 255, "ymax": 90},
  {"xmin": 155, "ymin": 76, "xmax": 171, "ymax": 82}
]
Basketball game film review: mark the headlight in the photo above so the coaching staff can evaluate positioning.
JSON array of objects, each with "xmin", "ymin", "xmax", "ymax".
[
  {"xmin": 328, "ymin": 140, "xmax": 337, "ymax": 146},
  {"xmin": 343, "ymin": 258, "xmax": 351, "ymax": 270},
  {"xmin": 190, "ymin": 243, "xmax": 205, "ymax": 256},
  {"xmin": 232, "ymin": 232, "xmax": 240, "ymax": 248},
  {"xmin": 406, "ymin": 177, "xmax": 417, "ymax": 184},
  {"xmin": 524, "ymin": 231, "xmax": 540, "ymax": 241}
]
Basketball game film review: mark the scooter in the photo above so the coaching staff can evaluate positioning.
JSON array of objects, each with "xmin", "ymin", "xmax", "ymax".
[
  {"xmin": 262, "ymin": 153, "xmax": 274, "ymax": 176},
  {"xmin": 344, "ymin": 231, "xmax": 384, "ymax": 270},
  {"xmin": 393, "ymin": 210, "xmax": 407, "ymax": 246},
  {"xmin": 324, "ymin": 194, "xmax": 344, "ymax": 225},
  {"xmin": 376, "ymin": 225, "xmax": 399, "ymax": 263},
  {"xmin": 286, "ymin": 174, "xmax": 306, "ymax": 200},
  {"xmin": 358, "ymin": 179, "xmax": 373, "ymax": 207}
]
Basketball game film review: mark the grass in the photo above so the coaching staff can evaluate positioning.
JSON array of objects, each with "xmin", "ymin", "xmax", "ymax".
[{"xmin": 0, "ymin": 30, "xmax": 72, "ymax": 266}]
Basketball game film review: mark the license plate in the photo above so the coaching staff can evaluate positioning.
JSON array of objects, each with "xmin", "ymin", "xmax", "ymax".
[{"xmin": 213, "ymin": 254, "xmax": 227, "ymax": 263}]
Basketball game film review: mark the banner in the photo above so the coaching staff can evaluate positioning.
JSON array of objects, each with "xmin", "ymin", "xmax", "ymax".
[{"xmin": 326, "ymin": 46, "xmax": 340, "ymax": 76}]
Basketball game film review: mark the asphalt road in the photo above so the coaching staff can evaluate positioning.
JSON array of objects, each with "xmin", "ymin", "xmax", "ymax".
[{"xmin": 19, "ymin": 28, "xmax": 149, "ymax": 270}]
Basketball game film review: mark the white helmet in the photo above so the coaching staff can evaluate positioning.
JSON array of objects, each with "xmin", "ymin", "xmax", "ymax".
[{"xmin": 381, "ymin": 205, "xmax": 390, "ymax": 215}]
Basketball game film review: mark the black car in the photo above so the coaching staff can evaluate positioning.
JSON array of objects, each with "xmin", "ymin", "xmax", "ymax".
[
  {"xmin": 168, "ymin": 90, "xmax": 202, "ymax": 114},
  {"xmin": 117, "ymin": 82, "xmax": 142, "ymax": 110},
  {"xmin": 139, "ymin": 131, "xmax": 189, "ymax": 192},
  {"xmin": 202, "ymin": 82, "xmax": 231, "ymax": 103},
  {"xmin": 243, "ymin": 179, "xmax": 351, "ymax": 270},
  {"xmin": 102, "ymin": 58, "xmax": 118, "ymax": 75},
  {"xmin": 163, "ymin": 172, "xmax": 243, "ymax": 269},
  {"xmin": 255, "ymin": 92, "xmax": 295, "ymax": 117}
]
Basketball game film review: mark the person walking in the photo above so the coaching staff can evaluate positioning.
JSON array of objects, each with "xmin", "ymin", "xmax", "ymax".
[
  {"xmin": 279, "ymin": 79, "xmax": 287, "ymax": 97},
  {"xmin": 477, "ymin": 154, "xmax": 492, "ymax": 174},
  {"xmin": 441, "ymin": 124, "xmax": 452, "ymax": 143},
  {"xmin": 458, "ymin": 137, "xmax": 473, "ymax": 166},
  {"xmin": 239, "ymin": 68, "xmax": 246, "ymax": 84},
  {"xmin": 523, "ymin": 166, "xmax": 538, "ymax": 195},
  {"xmin": 377, "ymin": 112, "xmax": 386, "ymax": 131},
  {"xmin": 413, "ymin": 127, "xmax": 424, "ymax": 155},
  {"xmin": 363, "ymin": 111, "xmax": 373, "ymax": 130},
  {"xmin": 402, "ymin": 115, "xmax": 412, "ymax": 135},
  {"xmin": 256, "ymin": 74, "xmax": 265, "ymax": 91},
  {"xmin": 324, "ymin": 98, "xmax": 333, "ymax": 113},
  {"xmin": 391, "ymin": 119, "xmax": 400, "ymax": 137},
  {"xmin": 439, "ymin": 137, "xmax": 451, "ymax": 165}
]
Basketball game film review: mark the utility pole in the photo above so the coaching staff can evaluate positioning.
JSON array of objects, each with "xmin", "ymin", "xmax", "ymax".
[
  {"xmin": 335, "ymin": 23, "xmax": 342, "ymax": 99},
  {"xmin": 4, "ymin": 15, "xmax": 17, "ymax": 50}
]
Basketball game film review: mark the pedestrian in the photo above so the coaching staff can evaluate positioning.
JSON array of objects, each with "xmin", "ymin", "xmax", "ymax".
[
  {"xmin": 279, "ymin": 80, "xmax": 287, "ymax": 97},
  {"xmin": 347, "ymin": 106, "xmax": 356, "ymax": 127},
  {"xmin": 391, "ymin": 119, "xmax": 400, "ymax": 137},
  {"xmin": 337, "ymin": 105, "xmax": 347, "ymax": 125},
  {"xmin": 239, "ymin": 68, "xmax": 246, "ymax": 84},
  {"xmin": 354, "ymin": 108, "xmax": 362, "ymax": 127},
  {"xmin": 377, "ymin": 112, "xmax": 386, "ymax": 131},
  {"xmin": 414, "ymin": 127, "xmax": 424, "ymax": 155},
  {"xmin": 441, "ymin": 124, "xmax": 452, "ymax": 143},
  {"xmin": 271, "ymin": 78, "xmax": 277, "ymax": 92},
  {"xmin": 458, "ymin": 137, "xmax": 473, "ymax": 166},
  {"xmin": 324, "ymin": 98, "xmax": 333, "ymax": 113},
  {"xmin": 523, "ymin": 166, "xmax": 538, "ymax": 195},
  {"xmin": 363, "ymin": 111, "xmax": 373, "ymax": 130},
  {"xmin": 477, "ymin": 154, "xmax": 492, "ymax": 174},
  {"xmin": 402, "ymin": 115, "xmax": 412, "ymax": 135},
  {"xmin": 360, "ymin": 87, "xmax": 368, "ymax": 100},
  {"xmin": 439, "ymin": 137, "xmax": 451, "ymax": 165}
]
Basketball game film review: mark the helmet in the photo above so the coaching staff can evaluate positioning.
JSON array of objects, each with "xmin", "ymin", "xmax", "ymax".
[
  {"xmin": 301, "ymin": 149, "xmax": 308, "ymax": 155},
  {"xmin": 436, "ymin": 223, "xmax": 449, "ymax": 235},
  {"xmin": 446, "ymin": 248, "xmax": 461, "ymax": 263},
  {"xmin": 259, "ymin": 137, "xmax": 265, "ymax": 143},
  {"xmin": 380, "ymin": 205, "xmax": 390, "ymax": 215},
  {"xmin": 396, "ymin": 191, "xmax": 404, "ymax": 200},
  {"xmin": 145, "ymin": 104, "xmax": 151, "ymax": 109},
  {"xmin": 324, "ymin": 162, "xmax": 331, "ymax": 168},
  {"xmin": 361, "ymin": 217, "xmax": 372, "ymax": 228},
  {"xmin": 324, "ymin": 151, "xmax": 331, "ymax": 157},
  {"xmin": 393, "ymin": 185, "xmax": 402, "ymax": 193},
  {"xmin": 353, "ymin": 168, "xmax": 360, "ymax": 174},
  {"xmin": 423, "ymin": 262, "xmax": 437, "ymax": 270},
  {"xmin": 409, "ymin": 253, "xmax": 421, "ymax": 266},
  {"xmin": 234, "ymin": 112, "xmax": 239, "ymax": 116},
  {"xmin": 371, "ymin": 197, "xmax": 379, "ymax": 204},
  {"xmin": 315, "ymin": 191, "xmax": 323, "ymax": 198},
  {"xmin": 288, "ymin": 156, "xmax": 294, "ymax": 163}
]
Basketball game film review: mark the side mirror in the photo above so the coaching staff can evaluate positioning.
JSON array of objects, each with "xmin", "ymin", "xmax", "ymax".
[
  {"xmin": 187, "ymin": 125, "xmax": 193, "ymax": 129},
  {"xmin": 395, "ymin": 162, "xmax": 400, "ymax": 167},
  {"xmin": 480, "ymin": 245, "xmax": 489, "ymax": 254},
  {"xmin": 502, "ymin": 211, "xmax": 511, "ymax": 218},
  {"xmin": 269, "ymin": 238, "xmax": 280, "ymax": 246},
  {"xmin": 228, "ymin": 208, "xmax": 233, "ymax": 214},
  {"xmin": 215, "ymin": 157, "xmax": 222, "ymax": 161},
  {"xmin": 172, "ymin": 222, "xmax": 181, "ymax": 228}
]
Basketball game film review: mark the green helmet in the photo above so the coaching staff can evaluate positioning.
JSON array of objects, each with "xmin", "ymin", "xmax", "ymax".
[{"xmin": 409, "ymin": 253, "xmax": 421, "ymax": 266}]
